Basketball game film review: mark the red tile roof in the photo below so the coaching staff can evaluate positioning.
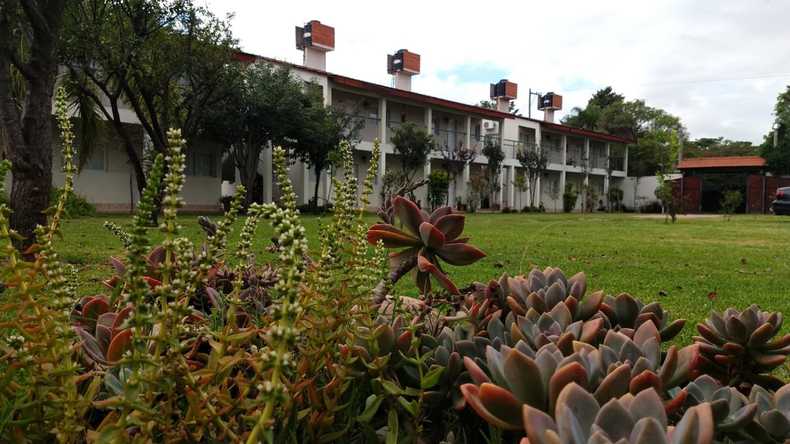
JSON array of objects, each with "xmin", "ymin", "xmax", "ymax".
[
  {"xmin": 232, "ymin": 50, "xmax": 634, "ymax": 143},
  {"xmin": 677, "ymin": 156, "xmax": 766, "ymax": 170}
]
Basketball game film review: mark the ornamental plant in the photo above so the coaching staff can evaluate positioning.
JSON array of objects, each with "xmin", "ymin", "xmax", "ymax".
[{"xmin": 367, "ymin": 196, "xmax": 486, "ymax": 294}]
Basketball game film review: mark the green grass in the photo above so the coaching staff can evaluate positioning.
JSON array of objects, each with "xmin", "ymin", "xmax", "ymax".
[{"xmin": 57, "ymin": 212, "xmax": 790, "ymax": 348}]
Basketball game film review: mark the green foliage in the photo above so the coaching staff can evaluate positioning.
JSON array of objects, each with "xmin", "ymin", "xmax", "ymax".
[
  {"xmin": 516, "ymin": 148, "xmax": 547, "ymax": 209},
  {"xmin": 391, "ymin": 122, "xmax": 434, "ymax": 181},
  {"xmin": 762, "ymin": 86, "xmax": 790, "ymax": 175},
  {"xmin": 720, "ymin": 190, "xmax": 743, "ymax": 220},
  {"xmin": 562, "ymin": 87, "xmax": 686, "ymax": 176},
  {"xmin": 482, "ymin": 137, "xmax": 505, "ymax": 205},
  {"xmin": 655, "ymin": 173, "xmax": 678, "ymax": 223},
  {"xmin": 427, "ymin": 169, "xmax": 450, "ymax": 210},
  {"xmin": 608, "ymin": 187, "xmax": 624, "ymax": 211},
  {"xmin": 684, "ymin": 137, "xmax": 759, "ymax": 158},
  {"xmin": 562, "ymin": 183, "xmax": 578, "ymax": 213},
  {"xmin": 49, "ymin": 187, "xmax": 95, "ymax": 218}
]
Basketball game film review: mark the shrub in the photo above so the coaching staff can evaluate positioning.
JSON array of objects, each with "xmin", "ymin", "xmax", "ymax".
[
  {"xmin": 720, "ymin": 189, "xmax": 742, "ymax": 220},
  {"xmin": 50, "ymin": 187, "xmax": 95, "ymax": 217},
  {"xmin": 427, "ymin": 168, "xmax": 450, "ymax": 211},
  {"xmin": 562, "ymin": 183, "xmax": 578, "ymax": 212}
]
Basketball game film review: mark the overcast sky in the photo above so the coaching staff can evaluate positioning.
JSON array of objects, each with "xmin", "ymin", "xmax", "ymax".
[{"xmin": 203, "ymin": 0, "xmax": 790, "ymax": 144}]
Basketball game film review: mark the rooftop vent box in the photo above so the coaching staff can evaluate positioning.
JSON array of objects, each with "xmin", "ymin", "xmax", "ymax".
[
  {"xmin": 387, "ymin": 49, "xmax": 420, "ymax": 75},
  {"xmin": 538, "ymin": 92, "xmax": 562, "ymax": 111},
  {"xmin": 490, "ymin": 79, "xmax": 518, "ymax": 100},
  {"xmin": 295, "ymin": 20, "xmax": 335, "ymax": 51}
]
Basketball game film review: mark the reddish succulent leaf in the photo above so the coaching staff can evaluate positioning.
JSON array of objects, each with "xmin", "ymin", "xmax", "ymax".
[
  {"xmin": 147, "ymin": 246, "xmax": 166, "ymax": 268},
  {"xmin": 670, "ymin": 403, "xmax": 714, "ymax": 444},
  {"xmin": 389, "ymin": 247, "xmax": 419, "ymax": 272},
  {"xmin": 460, "ymin": 383, "xmax": 523, "ymax": 430},
  {"xmin": 580, "ymin": 318, "xmax": 604, "ymax": 344},
  {"xmin": 664, "ymin": 389, "xmax": 688, "ymax": 416},
  {"xmin": 548, "ymin": 362, "xmax": 588, "ymax": 415},
  {"xmin": 660, "ymin": 319, "xmax": 686, "ymax": 342},
  {"xmin": 633, "ymin": 320, "xmax": 660, "ymax": 348},
  {"xmin": 109, "ymin": 257, "xmax": 126, "ymax": 275},
  {"xmin": 594, "ymin": 363, "xmax": 631, "ymax": 404},
  {"xmin": 463, "ymin": 356, "xmax": 491, "ymax": 385},
  {"xmin": 417, "ymin": 254, "xmax": 459, "ymax": 294},
  {"xmin": 434, "ymin": 214, "xmax": 465, "ymax": 240},
  {"xmin": 429, "ymin": 206, "xmax": 452, "ymax": 224},
  {"xmin": 419, "ymin": 222, "xmax": 446, "ymax": 250},
  {"xmin": 75, "ymin": 327, "xmax": 106, "ymax": 364},
  {"xmin": 555, "ymin": 382, "xmax": 599, "ymax": 438},
  {"xmin": 96, "ymin": 312, "xmax": 117, "ymax": 330},
  {"xmin": 96, "ymin": 324, "xmax": 112, "ymax": 353},
  {"xmin": 748, "ymin": 322, "xmax": 776, "ymax": 347},
  {"xmin": 503, "ymin": 348, "xmax": 546, "ymax": 408},
  {"xmin": 630, "ymin": 370, "xmax": 662, "ymax": 394},
  {"xmin": 112, "ymin": 306, "xmax": 134, "ymax": 332},
  {"xmin": 144, "ymin": 276, "xmax": 162, "ymax": 289},
  {"xmin": 523, "ymin": 404, "xmax": 559, "ymax": 444},
  {"xmin": 106, "ymin": 329, "xmax": 133, "ymax": 364},
  {"xmin": 666, "ymin": 344, "xmax": 702, "ymax": 388},
  {"xmin": 595, "ymin": 398, "xmax": 635, "ymax": 442},
  {"xmin": 437, "ymin": 243, "xmax": 486, "ymax": 266},
  {"xmin": 82, "ymin": 297, "xmax": 110, "ymax": 325},
  {"xmin": 697, "ymin": 323, "xmax": 725, "ymax": 346},
  {"xmin": 367, "ymin": 229, "xmax": 421, "ymax": 248},
  {"xmin": 393, "ymin": 196, "xmax": 426, "ymax": 237}
]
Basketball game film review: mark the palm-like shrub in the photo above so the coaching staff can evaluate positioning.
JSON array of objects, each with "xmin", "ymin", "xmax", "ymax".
[{"xmin": 367, "ymin": 196, "xmax": 485, "ymax": 294}]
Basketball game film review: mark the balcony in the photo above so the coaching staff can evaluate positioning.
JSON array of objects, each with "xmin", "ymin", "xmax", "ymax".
[
  {"xmin": 610, "ymin": 157, "xmax": 624, "ymax": 171},
  {"xmin": 351, "ymin": 115, "xmax": 381, "ymax": 142},
  {"xmin": 433, "ymin": 128, "xmax": 467, "ymax": 152},
  {"xmin": 565, "ymin": 147, "xmax": 584, "ymax": 168},
  {"xmin": 589, "ymin": 155, "xmax": 608, "ymax": 170},
  {"xmin": 386, "ymin": 121, "xmax": 427, "ymax": 144}
]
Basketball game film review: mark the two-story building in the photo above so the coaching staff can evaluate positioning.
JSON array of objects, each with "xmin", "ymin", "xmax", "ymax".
[{"xmin": 230, "ymin": 20, "xmax": 632, "ymax": 212}]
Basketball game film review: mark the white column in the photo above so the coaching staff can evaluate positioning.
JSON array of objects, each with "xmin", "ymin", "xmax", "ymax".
[
  {"xmin": 302, "ymin": 163, "xmax": 311, "ymax": 205},
  {"xmin": 561, "ymin": 135, "xmax": 568, "ymax": 167},
  {"xmin": 535, "ymin": 175, "xmax": 542, "ymax": 208},
  {"xmin": 559, "ymin": 170, "xmax": 567, "ymax": 210},
  {"xmin": 262, "ymin": 145, "xmax": 273, "ymax": 203},
  {"xmin": 508, "ymin": 165, "xmax": 516, "ymax": 209},
  {"xmin": 624, "ymin": 146, "xmax": 629, "ymax": 176},
  {"xmin": 498, "ymin": 167, "xmax": 504, "ymax": 208},
  {"xmin": 423, "ymin": 107, "xmax": 433, "ymax": 207},
  {"xmin": 378, "ymin": 98, "xmax": 388, "ymax": 181}
]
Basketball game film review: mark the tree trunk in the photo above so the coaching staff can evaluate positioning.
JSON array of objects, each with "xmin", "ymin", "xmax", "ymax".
[{"xmin": 312, "ymin": 167, "xmax": 322, "ymax": 210}]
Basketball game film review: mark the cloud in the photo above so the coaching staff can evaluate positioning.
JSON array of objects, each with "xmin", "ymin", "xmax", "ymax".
[{"xmin": 203, "ymin": 0, "xmax": 790, "ymax": 144}]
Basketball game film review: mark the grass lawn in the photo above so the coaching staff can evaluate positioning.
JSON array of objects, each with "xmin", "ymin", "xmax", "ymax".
[{"xmin": 57, "ymin": 212, "xmax": 790, "ymax": 348}]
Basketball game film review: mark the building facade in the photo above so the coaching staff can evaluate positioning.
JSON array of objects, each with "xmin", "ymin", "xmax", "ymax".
[{"xmin": 22, "ymin": 19, "xmax": 631, "ymax": 213}]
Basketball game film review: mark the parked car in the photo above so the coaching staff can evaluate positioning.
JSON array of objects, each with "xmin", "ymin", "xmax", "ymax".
[{"xmin": 771, "ymin": 187, "xmax": 790, "ymax": 215}]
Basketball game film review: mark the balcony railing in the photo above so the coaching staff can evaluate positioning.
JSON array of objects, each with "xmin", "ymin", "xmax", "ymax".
[
  {"xmin": 565, "ymin": 147, "xmax": 584, "ymax": 167},
  {"xmin": 610, "ymin": 157, "xmax": 624, "ymax": 171},
  {"xmin": 433, "ymin": 128, "xmax": 467, "ymax": 151},
  {"xmin": 351, "ymin": 115, "xmax": 381, "ymax": 142},
  {"xmin": 589, "ymin": 156, "xmax": 608, "ymax": 169},
  {"xmin": 386, "ymin": 121, "xmax": 427, "ymax": 143}
]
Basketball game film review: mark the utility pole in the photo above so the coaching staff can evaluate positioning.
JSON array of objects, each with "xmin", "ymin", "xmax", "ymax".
[{"xmin": 527, "ymin": 88, "xmax": 542, "ymax": 118}]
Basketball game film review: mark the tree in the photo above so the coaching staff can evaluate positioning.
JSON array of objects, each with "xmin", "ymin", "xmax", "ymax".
[
  {"xmin": 61, "ymin": 0, "xmax": 236, "ymax": 198},
  {"xmin": 289, "ymin": 87, "xmax": 362, "ymax": 209},
  {"xmin": 203, "ymin": 63, "xmax": 309, "ymax": 206},
  {"xmin": 427, "ymin": 169, "xmax": 449, "ymax": 211},
  {"xmin": 389, "ymin": 122, "xmax": 434, "ymax": 202},
  {"xmin": 684, "ymin": 137, "xmax": 758, "ymax": 158},
  {"xmin": 562, "ymin": 87, "xmax": 687, "ymax": 177},
  {"xmin": 438, "ymin": 138, "xmax": 476, "ymax": 206},
  {"xmin": 513, "ymin": 172, "xmax": 528, "ymax": 210},
  {"xmin": 762, "ymin": 86, "xmax": 790, "ymax": 175},
  {"xmin": 481, "ymin": 137, "xmax": 504, "ymax": 208},
  {"xmin": 0, "ymin": 0, "xmax": 66, "ymax": 250},
  {"xmin": 479, "ymin": 99, "xmax": 518, "ymax": 114},
  {"xmin": 516, "ymin": 147, "xmax": 547, "ymax": 209}
]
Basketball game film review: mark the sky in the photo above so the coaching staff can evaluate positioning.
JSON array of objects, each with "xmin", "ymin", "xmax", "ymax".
[{"xmin": 202, "ymin": 0, "xmax": 790, "ymax": 144}]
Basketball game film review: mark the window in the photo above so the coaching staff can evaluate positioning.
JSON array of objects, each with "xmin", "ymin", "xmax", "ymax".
[
  {"xmin": 80, "ymin": 146, "xmax": 105, "ymax": 171},
  {"xmin": 185, "ymin": 150, "xmax": 217, "ymax": 177}
]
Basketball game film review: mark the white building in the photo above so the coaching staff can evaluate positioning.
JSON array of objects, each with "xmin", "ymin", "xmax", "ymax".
[{"xmin": 37, "ymin": 19, "xmax": 630, "ymax": 213}]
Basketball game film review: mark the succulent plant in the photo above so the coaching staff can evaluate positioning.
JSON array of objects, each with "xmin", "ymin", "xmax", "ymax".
[
  {"xmin": 502, "ymin": 305, "xmax": 607, "ymax": 355},
  {"xmin": 600, "ymin": 293, "xmax": 686, "ymax": 342},
  {"xmin": 684, "ymin": 374, "xmax": 790, "ymax": 442},
  {"xmin": 520, "ymin": 383, "xmax": 715, "ymax": 444},
  {"xmin": 367, "ymin": 196, "xmax": 485, "ymax": 294},
  {"xmin": 503, "ymin": 268, "xmax": 599, "ymax": 320},
  {"xmin": 694, "ymin": 305, "xmax": 789, "ymax": 390},
  {"xmin": 72, "ymin": 299, "xmax": 133, "ymax": 366},
  {"xmin": 459, "ymin": 321, "xmax": 700, "ymax": 430},
  {"xmin": 207, "ymin": 263, "xmax": 279, "ymax": 313}
]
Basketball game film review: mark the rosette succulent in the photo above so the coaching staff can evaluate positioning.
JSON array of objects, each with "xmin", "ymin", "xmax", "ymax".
[
  {"xmin": 459, "ymin": 321, "xmax": 700, "ymax": 430},
  {"xmin": 694, "ymin": 305, "xmax": 789, "ymax": 390},
  {"xmin": 367, "ymin": 196, "xmax": 485, "ymax": 294},
  {"xmin": 521, "ymin": 384, "xmax": 715, "ymax": 444}
]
